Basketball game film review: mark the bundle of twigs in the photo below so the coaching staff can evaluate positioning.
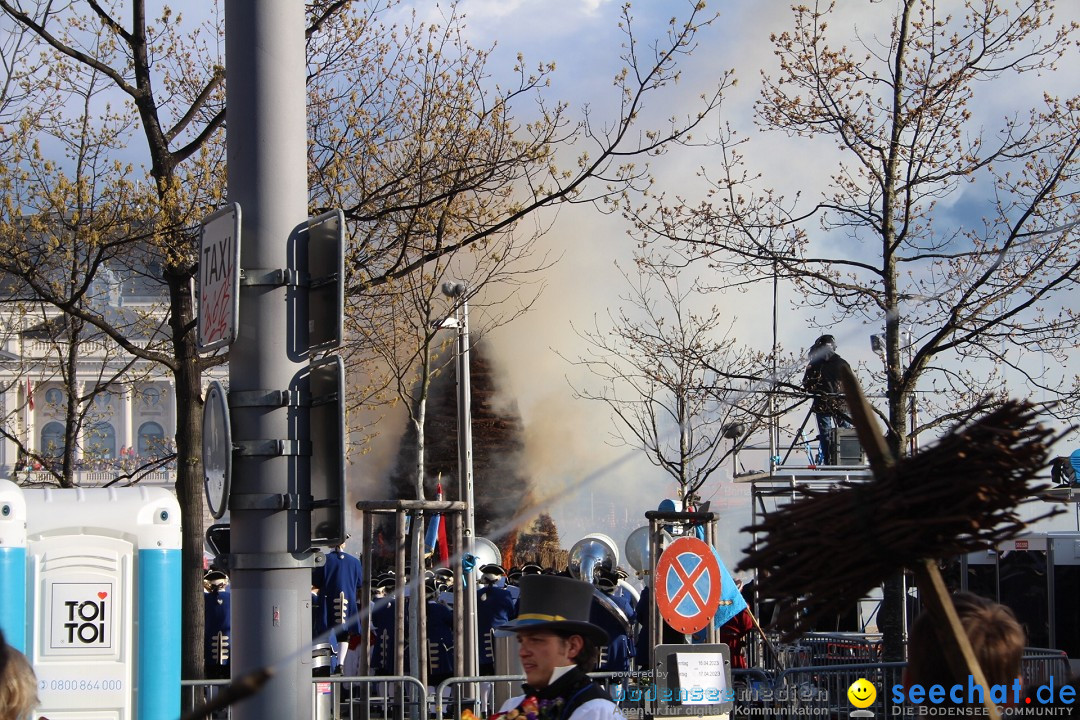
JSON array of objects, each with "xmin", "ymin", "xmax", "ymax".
[{"xmin": 737, "ymin": 399, "xmax": 1061, "ymax": 642}]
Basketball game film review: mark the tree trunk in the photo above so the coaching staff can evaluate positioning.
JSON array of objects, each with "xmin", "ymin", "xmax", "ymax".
[{"xmin": 168, "ymin": 271, "xmax": 207, "ymax": 683}]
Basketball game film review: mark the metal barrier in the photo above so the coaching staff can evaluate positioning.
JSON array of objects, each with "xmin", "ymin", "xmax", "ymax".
[
  {"xmin": 1021, "ymin": 647, "xmax": 1071, "ymax": 688},
  {"xmin": 180, "ymin": 675, "xmax": 429, "ymax": 720},
  {"xmin": 178, "ymin": 649, "xmax": 1069, "ymax": 720},
  {"xmin": 774, "ymin": 661, "xmax": 909, "ymax": 718},
  {"xmin": 180, "ymin": 679, "xmax": 230, "ymax": 719},
  {"xmin": 329, "ymin": 676, "xmax": 429, "ymax": 720},
  {"xmin": 433, "ymin": 672, "xmax": 623, "ymax": 720},
  {"xmin": 795, "ymin": 632, "xmax": 883, "ymax": 666}
]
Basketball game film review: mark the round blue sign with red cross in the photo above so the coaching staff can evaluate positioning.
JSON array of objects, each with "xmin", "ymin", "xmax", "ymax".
[{"xmin": 655, "ymin": 536, "xmax": 722, "ymax": 634}]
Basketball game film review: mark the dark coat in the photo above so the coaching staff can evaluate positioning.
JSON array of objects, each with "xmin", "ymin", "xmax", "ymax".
[{"xmin": 802, "ymin": 347, "xmax": 852, "ymax": 416}]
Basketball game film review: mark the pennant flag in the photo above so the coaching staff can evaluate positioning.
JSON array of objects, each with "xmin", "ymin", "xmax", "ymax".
[{"xmin": 26, "ymin": 378, "xmax": 33, "ymax": 410}]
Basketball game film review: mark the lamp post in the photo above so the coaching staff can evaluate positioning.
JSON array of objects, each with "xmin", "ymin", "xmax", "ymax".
[
  {"xmin": 438, "ymin": 282, "xmax": 478, "ymax": 679},
  {"xmin": 871, "ymin": 329, "xmax": 918, "ymax": 454},
  {"xmin": 722, "ymin": 422, "xmax": 746, "ymax": 477}
]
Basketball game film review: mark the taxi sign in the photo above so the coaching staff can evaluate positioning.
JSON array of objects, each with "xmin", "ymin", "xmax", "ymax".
[
  {"xmin": 655, "ymin": 536, "xmax": 722, "ymax": 634},
  {"xmin": 197, "ymin": 203, "xmax": 241, "ymax": 352}
]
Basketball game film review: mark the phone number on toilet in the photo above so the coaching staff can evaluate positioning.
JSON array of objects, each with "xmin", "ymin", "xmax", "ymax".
[{"xmin": 40, "ymin": 678, "xmax": 124, "ymax": 692}]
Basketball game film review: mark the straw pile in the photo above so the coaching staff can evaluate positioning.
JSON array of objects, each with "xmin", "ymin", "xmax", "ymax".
[{"xmin": 736, "ymin": 399, "xmax": 1061, "ymax": 641}]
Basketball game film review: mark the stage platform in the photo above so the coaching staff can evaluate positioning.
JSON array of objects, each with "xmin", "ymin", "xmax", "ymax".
[
  {"xmin": 734, "ymin": 464, "xmax": 873, "ymax": 485},
  {"xmin": 1041, "ymin": 486, "xmax": 1080, "ymax": 503}
]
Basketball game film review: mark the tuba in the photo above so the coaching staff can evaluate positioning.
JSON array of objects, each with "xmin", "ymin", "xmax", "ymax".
[
  {"xmin": 472, "ymin": 536, "xmax": 502, "ymax": 569},
  {"xmin": 568, "ymin": 533, "xmax": 619, "ymax": 585},
  {"xmin": 569, "ymin": 533, "xmax": 632, "ymax": 639}
]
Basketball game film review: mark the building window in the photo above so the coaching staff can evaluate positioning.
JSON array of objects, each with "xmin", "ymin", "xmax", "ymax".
[
  {"xmin": 41, "ymin": 422, "xmax": 65, "ymax": 457},
  {"xmin": 86, "ymin": 422, "xmax": 117, "ymax": 459},
  {"xmin": 138, "ymin": 421, "xmax": 166, "ymax": 457}
]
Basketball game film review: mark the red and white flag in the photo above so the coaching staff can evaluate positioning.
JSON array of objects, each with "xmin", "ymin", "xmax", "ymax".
[{"xmin": 26, "ymin": 378, "xmax": 33, "ymax": 410}]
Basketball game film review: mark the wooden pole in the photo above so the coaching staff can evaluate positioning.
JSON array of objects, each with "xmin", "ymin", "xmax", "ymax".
[{"xmin": 839, "ymin": 365, "xmax": 1001, "ymax": 720}]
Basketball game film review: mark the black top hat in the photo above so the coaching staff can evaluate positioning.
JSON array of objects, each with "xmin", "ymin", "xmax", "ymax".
[
  {"xmin": 596, "ymin": 569, "xmax": 619, "ymax": 591},
  {"xmin": 496, "ymin": 575, "xmax": 609, "ymax": 645},
  {"xmin": 204, "ymin": 569, "xmax": 229, "ymax": 590}
]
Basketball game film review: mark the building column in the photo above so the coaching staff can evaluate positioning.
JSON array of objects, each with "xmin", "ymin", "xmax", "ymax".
[{"xmin": 124, "ymin": 386, "xmax": 135, "ymax": 453}]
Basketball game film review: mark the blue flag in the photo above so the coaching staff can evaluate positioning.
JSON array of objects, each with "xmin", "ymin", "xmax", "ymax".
[{"xmin": 710, "ymin": 546, "xmax": 748, "ymax": 629}]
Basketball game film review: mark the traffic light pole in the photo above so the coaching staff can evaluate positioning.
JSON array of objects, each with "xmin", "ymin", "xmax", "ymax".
[{"xmin": 224, "ymin": 4, "xmax": 313, "ymax": 719}]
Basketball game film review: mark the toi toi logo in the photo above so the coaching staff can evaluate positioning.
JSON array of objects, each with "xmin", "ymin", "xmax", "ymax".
[
  {"xmin": 51, "ymin": 583, "xmax": 113, "ymax": 650},
  {"xmin": 64, "ymin": 595, "xmax": 107, "ymax": 644}
]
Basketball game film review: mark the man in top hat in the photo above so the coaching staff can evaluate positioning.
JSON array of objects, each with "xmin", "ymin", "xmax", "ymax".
[{"xmin": 497, "ymin": 575, "xmax": 625, "ymax": 720}]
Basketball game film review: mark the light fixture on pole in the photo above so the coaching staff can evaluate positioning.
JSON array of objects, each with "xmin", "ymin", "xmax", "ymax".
[
  {"xmin": 439, "ymin": 281, "xmax": 478, "ymax": 679},
  {"xmin": 722, "ymin": 422, "xmax": 746, "ymax": 477}
]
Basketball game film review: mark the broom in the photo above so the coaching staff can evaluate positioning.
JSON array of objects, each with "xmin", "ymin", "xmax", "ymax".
[{"xmin": 737, "ymin": 366, "xmax": 1062, "ymax": 718}]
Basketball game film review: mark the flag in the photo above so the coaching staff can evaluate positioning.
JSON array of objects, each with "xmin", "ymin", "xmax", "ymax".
[
  {"xmin": 436, "ymin": 507, "xmax": 449, "ymax": 566},
  {"xmin": 710, "ymin": 546, "xmax": 749, "ymax": 629},
  {"xmin": 27, "ymin": 378, "xmax": 33, "ymax": 410},
  {"xmin": 424, "ymin": 482, "xmax": 444, "ymax": 560}
]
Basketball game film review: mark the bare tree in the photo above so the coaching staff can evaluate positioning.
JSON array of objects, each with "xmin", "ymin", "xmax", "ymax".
[
  {"xmin": 0, "ymin": 0, "xmax": 730, "ymax": 679},
  {"xmin": 632, "ymin": 0, "xmax": 1080, "ymax": 659},
  {"xmin": 564, "ymin": 259, "xmax": 795, "ymax": 509}
]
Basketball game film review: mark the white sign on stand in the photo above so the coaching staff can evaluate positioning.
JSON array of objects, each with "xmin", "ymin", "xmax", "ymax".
[
  {"xmin": 653, "ymin": 643, "xmax": 734, "ymax": 716},
  {"xmin": 674, "ymin": 652, "xmax": 728, "ymax": 705},
  {"xmin": 197, "ymin": 203, "xmax": 241, "ymax": 352}
]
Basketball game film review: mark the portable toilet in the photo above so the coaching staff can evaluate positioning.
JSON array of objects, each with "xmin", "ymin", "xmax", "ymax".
[
  {"xmin": 23, "ymin": 485, "xmax": 181, "ymax": 720},
  {"xmin": 0, "ymin": 478, "xmax": 27, "ymax": 651}
]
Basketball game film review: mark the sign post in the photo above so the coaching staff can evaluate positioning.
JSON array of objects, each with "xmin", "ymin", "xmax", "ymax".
[
  {"xmin": 655, "ymin": 536, "xmax": 723, "ymax": 634},
  {"xmin": 197, "ymin": 203, "xmax": 241, "ymax": 352}
]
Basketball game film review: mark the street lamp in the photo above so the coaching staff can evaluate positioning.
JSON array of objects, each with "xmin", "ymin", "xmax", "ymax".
[
  {"xmin": 438, "ymin": 281, "xmax": 478, "ymax": 679},
  {"xmin": 871, "ymin": 329, "xmax": 918, "ymax": 455},
  {"xmin": 722, "ymin": 422, "xmax": 746, "ymax": 477}
]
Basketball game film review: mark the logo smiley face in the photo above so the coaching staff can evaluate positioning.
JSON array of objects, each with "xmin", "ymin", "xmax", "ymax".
[{"xmin": 847, "ymin": 678, "xmax": 877, "ymax": 708}]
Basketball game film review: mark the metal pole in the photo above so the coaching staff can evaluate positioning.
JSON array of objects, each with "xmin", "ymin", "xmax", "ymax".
[
  {"xmin": 224, "ymin": 3, "xmax": 312, "ymax": 719},
  {"xmin": 457, "ymin": 297, "xmax": 479, "ymax": 679}
]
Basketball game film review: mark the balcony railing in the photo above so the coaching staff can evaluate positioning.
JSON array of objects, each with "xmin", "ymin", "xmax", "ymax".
[{"xmin": 5, "ymin": 467, "xmax": 175, "ymax": 487}]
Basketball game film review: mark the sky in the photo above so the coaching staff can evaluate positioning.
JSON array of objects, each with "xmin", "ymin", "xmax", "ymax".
[
  {"xmin": 17, "ymin": 0, "xmax": 1075, "ymax": 573},
  {"xmin": 346, "ymin": 0, "xmax": 1080, "ymax": 571}
]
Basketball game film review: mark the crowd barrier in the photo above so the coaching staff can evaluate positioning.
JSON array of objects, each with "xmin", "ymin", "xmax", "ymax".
[
  {"xmin": 772, "ymin": 661, "xmax": 908, "ymax": 718},
  {"xmin": 1020, "ymin": 647, "xmax": 1071, "ymax": 688},
  {"xmin": 179, "ymin": 647, "xmax": 1072, "ymax": 720}
]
